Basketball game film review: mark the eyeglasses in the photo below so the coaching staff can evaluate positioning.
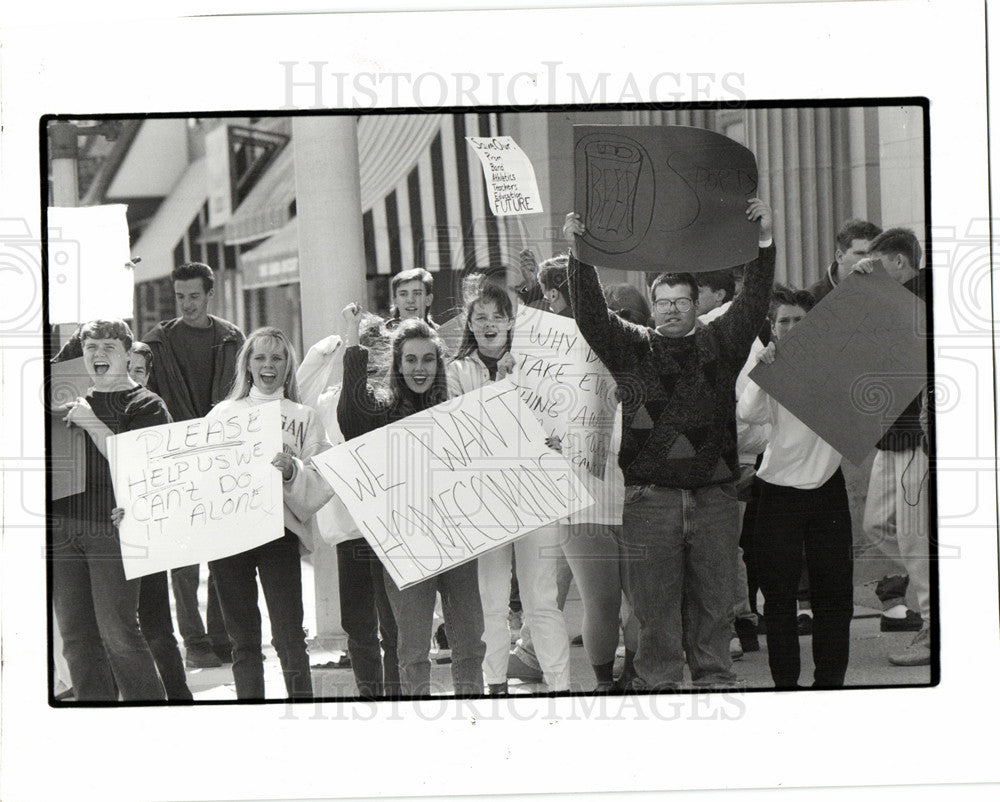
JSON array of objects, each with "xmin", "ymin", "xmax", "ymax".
[{"xmin": 653, "ymin": 298, "xmax": 694, "ymax": 313}]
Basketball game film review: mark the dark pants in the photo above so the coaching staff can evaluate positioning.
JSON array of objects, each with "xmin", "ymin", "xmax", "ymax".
[
  {"xmin": 382, "ymin": 562, "xmax": 485, "ymax": 697},
  {"xmin": 210, "ymin": 531, "xmax": 312, "ymax": 700},
  {"xmin": 755, "ymin": 470, "xmax": 854, "ymax": 688},
  {"xmin": 138, "ymin": 571, "xmax": 193, "ymax": 700},
  {"xmin": 170, "ymin": 564, "xmax": 228, "ymax": 653},
  {"xmin": 337, "ymin": 538, "xmax": 400, "ymax": 698},
  {"xmin": 50, "ymin": 515, "xmax": 166, "ymax": 701}
]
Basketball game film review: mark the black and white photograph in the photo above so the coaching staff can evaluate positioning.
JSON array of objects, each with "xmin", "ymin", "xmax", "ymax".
[{"xmin": 2, "ymin": 2, "xmax": 998, "ymax": 801}]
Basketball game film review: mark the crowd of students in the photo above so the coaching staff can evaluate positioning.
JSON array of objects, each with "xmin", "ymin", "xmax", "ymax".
[{"xmin": 51, "ymin": 198, "xmax": 931, "ymax": 702}]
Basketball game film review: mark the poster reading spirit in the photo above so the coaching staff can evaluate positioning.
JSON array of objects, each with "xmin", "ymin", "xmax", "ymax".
[
  {"xmin": 573, "ymin": 125, "xmax": 759, "ymax": 272},
  {"xmin": 311, "ymin": 380, "xmax": 594, "ymax": 589},
  {"xmin": 107, "ymin": 403, "xmax": 285, "ymax": 579}
]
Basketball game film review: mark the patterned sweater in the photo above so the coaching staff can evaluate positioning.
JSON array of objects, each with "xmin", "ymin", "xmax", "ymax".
[{"xmin": 568, "ymin": 245, "xmax": 776, "ymax": 489}]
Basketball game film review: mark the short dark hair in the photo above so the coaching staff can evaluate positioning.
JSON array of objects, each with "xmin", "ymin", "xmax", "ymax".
[
  {"xmin": 171, "ymin": 262, "xmax": 214, "ymax": 293},
  {"xmin": 868, "ymin": 228, "xmax": 923, "ymax": 270},
  {"xmin": 650, "ymin": 272, "xmax": 698, "ymax": 303},
  {"xmin": 80, "ymin": 319, "xmax": 134, "ymax": 351},
  {"xmin": 130, "ymin": 341, "xmax": 153, "ymax": 368},
  {"xmin": 768, "ymin": 285, "xmax": 816, "ymax": 321},
  {"xmin": 835, "ymin": 219, "xmax": 882, "ymax": 251},
  {"xmin": 537, "ymin": 255, "xmax": 570, "ymax": 306},
  {"xmin": 695, "ymin": 268, "xmax": 736, "ymax": 304}
]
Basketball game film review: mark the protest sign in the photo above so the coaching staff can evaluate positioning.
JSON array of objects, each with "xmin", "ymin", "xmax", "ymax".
[
  {"xmin": 466, "ymin": 136, "xmax": 543, "ymax": 216},
  {"xmin": 47, "ymin": 357, "xmax": 91, "ymax": 500},
  {"xmin": 511, "ymin": 305, "xmax": 618, "ymax": 480},
  {"xmin": 47, "ymin": 205, "xmax": 134, "ymax": 324},
  {"xmin": 311, "ymin": 380, "xmax": 594, "ymax": 589},
  {"xmin": 573, "ymin": 125, "xmax": 759, "ymax": 272},
  {"xmin": 749, "ymin": 265, "xmax": 927, "ymax": 464},
  {"xmin": 107, "ymin": 403, "xmax": 285, "ymax": 579}
]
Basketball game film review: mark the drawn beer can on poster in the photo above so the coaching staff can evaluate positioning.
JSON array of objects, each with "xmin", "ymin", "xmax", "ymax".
[{"xmin": 579, "ymin": 133, "xmax": 655, "ymax": 255}]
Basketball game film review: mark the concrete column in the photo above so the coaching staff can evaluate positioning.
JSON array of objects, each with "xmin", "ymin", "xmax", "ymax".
[{"xmin": 291, "ymin": 115, "xmax": 368, "ymax": 652}]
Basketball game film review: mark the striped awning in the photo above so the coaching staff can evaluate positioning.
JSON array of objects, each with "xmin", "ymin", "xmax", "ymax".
[{"xmin": 232, "ymin": 112, "xmax": 519, "ymax": 278}]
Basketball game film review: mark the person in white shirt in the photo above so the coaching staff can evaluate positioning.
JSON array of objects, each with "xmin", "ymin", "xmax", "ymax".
[{"xmin": 736, "ymin": 286, "xmax": 854, "ymax": 688}]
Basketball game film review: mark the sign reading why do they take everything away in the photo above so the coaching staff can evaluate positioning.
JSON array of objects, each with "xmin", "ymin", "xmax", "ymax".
[
  {"xmin": 311, "ymin": 380, "xmax": 594, "ymax": 590},
  {"xmin": 108, "ymin": 403, "xmax": 285, "ymax": 579},
  {"xmin": 511, "ymin": 305, "xmax": 619, "ymax": 481},
  {"xmin": 466, "ymin": 136, "xmax": 544, "ymax": 216},
  {"xmin": 573, "ymin": 125, "xmax": 760, "ymax": 272}
]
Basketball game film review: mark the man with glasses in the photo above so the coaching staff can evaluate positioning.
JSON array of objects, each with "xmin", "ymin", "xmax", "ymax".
[{"xmin": 563, "ymin": 199, "xmax": 775, "ymax": 689}]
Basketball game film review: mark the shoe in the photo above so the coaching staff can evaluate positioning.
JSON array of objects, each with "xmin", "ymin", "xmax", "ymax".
[
  {"xmin": 507, "ymin": 651, "xmax": 544, "ymax": 683},
  {"xmin": 571, "ymin": 634, "xmax": 584, "ymax": 646},
  {"xmin": 889, "ymin": 625, "xmax": 931, "ymax": 666},
  {"xmin": 213, "ymin": 646, "xmax": 233, "ymax": 664},
  {"xmin": 508, "ymin": 609, "xmax": 523, "ymax": 643},
  {"xmin": 756, "ymin": 617, "xmax": 767, "ymax": 635},
  {"xmin": 488, "ymin": 681, "xmax": 509, "ymax": 696},
  {"xmin": 729, "ymin": 636, "xmax": 744, "ymax": 661},
  {"xmin": 797, "ymin": 614, "xmax": 813, "ymax": 636},
  {"xmin": 185, "ymin": 643, "xmax": 222, "ymax": 669},
  {"xmin": 734, "ymin": 618, "xmax": 760, "ymax": 652},
  {"xmin": 435, "ymin": 623, "xmax": 449, "ymax": 650},
  {"xmin": 593, "ymin": 681, "xmax": 616, "ymax": 693},
  {"xmin": 880, "ymin": 610, "xmax": 924, "ymax": 632}
]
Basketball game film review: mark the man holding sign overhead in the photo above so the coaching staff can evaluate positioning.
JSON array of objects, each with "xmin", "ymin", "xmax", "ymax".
[{"xmin": 563, "ymin": 198, "xmax": 775, "ymax": 689}]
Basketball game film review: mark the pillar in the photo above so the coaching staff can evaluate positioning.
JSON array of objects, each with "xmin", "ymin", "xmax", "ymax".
[{"xmin": 292, "ymin": 115, "xmax": 368, "ymax": 652}]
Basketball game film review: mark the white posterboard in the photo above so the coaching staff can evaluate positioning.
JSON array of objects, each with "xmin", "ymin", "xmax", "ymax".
[
  {"xmin": 47, "ymin": 204, "xmax": 134, "ymax": 324},
  {"xmin": 310, "ymin": 379, "xmax": 593, "ymax": 589},
  {"xmin": 107, "ymin": 403, "xmax": 285, "ymax": 579},
  {"xmin": 465, "ymin": 135, "xmax": 543, "ymax": 216},
  {"xmin": 511, "ymin": 305, "xmax": 619, "ymax": 480}
]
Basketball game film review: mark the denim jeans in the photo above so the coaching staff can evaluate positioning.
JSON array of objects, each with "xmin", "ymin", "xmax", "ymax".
[
  {"xmin": 754, "ymin": 470, "xmax": 854, "ymax": 687},
  {"xmin": 382, "ymin": 561, "xmax": 485, "ymax": 697},
  {"xmin": 210, "ymin": 530, "xmax": 312, "ymax": 700},
  {"xmin": 337, "ymin": 538, "xmax": 400, "ymax": 698},
  {"xmin": 621, "ymin": 483, "xmax": 741, "ymax": 688},
  {"xmin": 138, "ymin": 571, "xmax": 193, "ymax": 700},
  {"xmin": 170, "ymin": 564, "xmax": 228, "ymax": 652},
  {"xmin": 50, "ymin": 515, "xmax": 166, "ymax": 701}
]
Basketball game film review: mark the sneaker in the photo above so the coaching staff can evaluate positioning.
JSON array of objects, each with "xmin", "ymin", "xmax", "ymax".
[
  {"xmin": 735, "ymin": 617, "xmax": 760, "ymax": 652},
  {"xmin": 488, "ymin": 681, "xmax": 509, "ymax": 696},
  {"xmin": 185, "ymin": 643, "xmax": 222, "ymax": 669},
  {"xmin": 889, "ymin": 624, "xmax": 931, "ymax": 666},
  {"xmin": 797, "ymin": 614, "xmax": 813, "ymax": 636},
  {"xmin": 435, "ymin": 623, "xmax": 449, "ymax": 650},
  {"xmin": 729, "ymin": 636, "xmax": 744, "ymax": 661},
  {"xmin": 507, "ymin": 651, "xmax": 543, "ymax": 683},
  {"xmin": 880, "ymin": 610, "xmax": 924, "ymax": 632},
  {"xmin": 213, "ymin": 645, "xmax": 233, "ymax": 664},
  {"xmin": 508, "ymin": 609, "xmax": 523, "ymax": 642},
  {"xmin": 570, "ymin": 634, "xmax": 584, "ymax": 646},
  {"xmin": 593, "ymin": 681, "xmax": 616, "ymax": 694}
]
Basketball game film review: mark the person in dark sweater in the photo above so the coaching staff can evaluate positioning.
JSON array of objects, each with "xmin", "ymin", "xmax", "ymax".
[
  {"xmin": 563, "ymin": 199, "xmax": 776, "ymax": 689},
  {"xmin": 806, "ymin": 219, "xmax": 882, "ymax": 304},
  {"xmin": 143, "ymin": 262, "xmax": 244, "ymax": 668},
  {"xmin": 338, "ymin": 306, "xmax": 486, "ymax": 697},
  {"xmin": 849, "ymin": 228, "xmax": 931, "ymax": 667},
  {"xmin": 53, "ymin": 319, "xmax": 168, "ymax": 701}
]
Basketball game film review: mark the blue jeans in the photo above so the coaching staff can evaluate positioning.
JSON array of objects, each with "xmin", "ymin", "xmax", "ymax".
[
  {"xmin": 51, "ymin": 515, "xmax": 166, "ymax": 701},
  {"xmin": 382, "ymin": 562, "xmax": 485, "ymax": 697},
  {"xmin": 138, "ymin": 571, "xmax": 193, "ymax": 700},
  {"xmin": 337, "ymin": 538, "xmax": 400, "ymax": 698},
  {"xmin": 621, "ymin": 483, "xmax": 741, "ymax": 688},
  {"xmin": 210, "ymin": 531, "xmax": 312, "ymax": 700},
  {"xmin": 170, "ymin": 564, "xmax": 228, "ymax": 653}
]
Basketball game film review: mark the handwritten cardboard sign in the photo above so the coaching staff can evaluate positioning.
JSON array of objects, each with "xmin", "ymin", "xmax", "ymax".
[
  {"xmin": 107, "ymin": 403, "xmax": 285, "ymax": 579},
  {"xmin": 748, "ymin": 265, "xmax": 927, "ymax": 465},
  {"xmin": 48, "ymin": 205, "xmax": 134, "ymax": 324},
  {"xmin": 47, "ymin": 357, "xmax": 91, "ymax": 501},
  {"xmin": 310, "ymin": 380, "xmax": 594, "ymax": 589},
  {"xmin": 573, "ymin": 125, "xmax": 759, "ymax": 272},
  {"xmin": 466, "ymin": 136, "xmax": 543, "ymax": 216},
  {"xmin": 511, "ymin": 306, "xmax": 618, "ymax": 480}
]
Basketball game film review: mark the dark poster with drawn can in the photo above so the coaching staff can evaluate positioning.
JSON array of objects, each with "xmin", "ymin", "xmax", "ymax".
[{"xmin": 573, "ymin": 125, "xmax": 760, "ymax": 273}]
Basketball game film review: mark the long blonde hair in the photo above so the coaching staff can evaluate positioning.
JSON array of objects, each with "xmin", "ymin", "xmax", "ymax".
[{"xmin": 228, "ymin": 327, "xmax": 302, "ymax": 402}]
